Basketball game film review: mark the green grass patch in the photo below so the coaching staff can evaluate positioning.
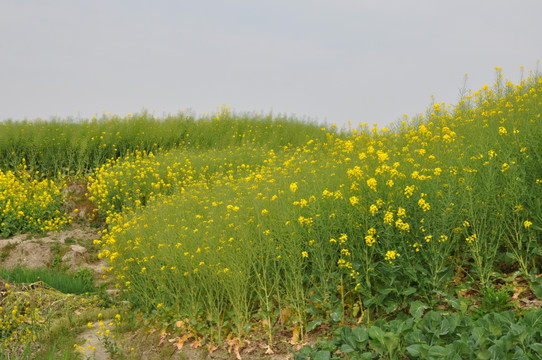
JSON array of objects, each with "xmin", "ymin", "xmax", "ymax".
[{"xmin": 0, "ymin": 267, "xmax": 95, "ymax": 295}]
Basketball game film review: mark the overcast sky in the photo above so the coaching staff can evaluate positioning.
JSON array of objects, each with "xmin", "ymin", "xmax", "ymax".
[{"xmin": 1, "ymin": 0, "xmax": 541, "ymax": 129}]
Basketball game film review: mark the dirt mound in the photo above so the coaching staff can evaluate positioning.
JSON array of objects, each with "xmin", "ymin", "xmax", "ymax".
[{"xmin": 0, "ymin": 224, "xmax": 105, "ymax": 275}]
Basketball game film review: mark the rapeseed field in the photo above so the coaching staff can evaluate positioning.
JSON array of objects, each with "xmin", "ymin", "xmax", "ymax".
[{"xmin": 1, "ymin": 70, "xmax": 542, "ymax": 358}]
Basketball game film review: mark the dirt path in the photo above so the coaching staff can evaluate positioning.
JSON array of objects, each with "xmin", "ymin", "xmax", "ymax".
[{"xmin": 76, "ymin": 320, "xmax": 116, "ymax": 360}]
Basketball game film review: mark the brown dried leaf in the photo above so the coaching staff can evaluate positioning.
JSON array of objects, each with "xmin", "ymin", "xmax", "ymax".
[
  {"xmin": 290, "ymin": 325, "xmax": 300, "ymax": 344},
  {"xmin": 176, "ymin": 337, "xmax": 185, "ymax": 351},
  {"xmin": 158, "ymin": 331, "xmax": 168, "ymax": 346},
  {"xmin": 234, "ymin": 344, "xmax": 242, "ymax": 360},
  {"xmin": 173, "ymin": 334, "xmax": 193, "ymax": 351},
  {"xmin": 191, "ymin": 338, "xmax": 203, "ymax": 349},
  {"xmin": 512, "ymin": 286, "xmax": 526, "ymax": 300}
]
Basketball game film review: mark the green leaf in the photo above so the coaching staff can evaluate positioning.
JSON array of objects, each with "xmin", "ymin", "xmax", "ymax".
[
  {"xmin": 409, "ymin": 300, "xmax": 428, "ymax": 320},
  {"xmin": 383, "ymin": 297, "xmax": 399, "ymax": 313},
  {"xmin": 447, "ymin": 298, "xmax": 461, "ymax": 311},
  {"xmin": 312, "ymin": 350, "xmax": 331, "ymax": 360},
  {"xmin": 504, "ymin": 252, "xmax": 517, "ymax": 261},
  {"xmin": 523, "ymin": 309, "xmax": 542, "ymax": 329},
  {"xmin": 488, "ymin": 322, "xmax": 502, "ymax": 338},
  {"xmin": 383, "ymin": 332, "xmax": 400, "ymax": 356},
  {"xmin": 501, "ymin": 270, "xmax": 521, "ymax": 282},
  {"xmin": 529, "ymin": 343, "xmax": 542, "ymax": 355},
  {"xmin": 352, "ymin": 327, "xmax": 369, "ymax": 346},
  {"xmin": 406, "ymin": 344, "xmax": 429, "ymax": 358},
  {"xmin": 330, "ymin": 310, "xmax": 342, "ymax": 323},
  {"xmin": 509, "ymin": 323, "xmax": 528, "ymax": 343},
  {"xmin": 402, "ymin": 287, "xmax": 417, "ymax": 296},
  {"xmin": 489, "ymin": 342, "xmax": 507, "ymax": 360},
  {"xmin": 378, "ymin": 287, "xmax": 394, "ymax": 295},
  {"xmin": 405, "ymin": 329, "xmax": 425, "ymax": 345},
  {"xmin": 296, "ymin": 345, "xmax": 312, "ymax": 357},
  {"xmin": 427, "ymin": 345, "xmax": 448, "ymax": 359},
  {"xmin": 470, "ymin": 327, "xmax": 486, "ymax": 347},
  {"xmin": 532, "ymin": 276, "xmax": 542, "ymax": 299},
  {"xmin": 352, "ymin": 303, "xmax": 361, "ymax": 318},
  {"xmin": 422, "ymin": 311, "xmax": 443, "ymax": 335},
  {"xmin": 368, "ymin": 326, "xmax": 385, "ymax": 343},
  {"xmin": 340, "ymin": 344, "xmax": 355, "ymax": 354},
  {"xmin": 307, "ymin": 319, "xmax": 322, "ymax": 332},
  {"xmin": 438, "ymin": 316, "xmax": 456, "ymax": 336},
  {"xmin": 368, "ymin": 326, "xmax": 386, "ymax": 354},
  {"xmin": 475, "ymin": 349, "xmax": 491, "ymax": 360},
  {"xmin": 450, "ymin": 340, "xmax": 471, "ymax": 357},
  {"xmin": 310, "ymin": 293, "xmax": 324, "ymax": 304},
  {"xmin": 389, "ymin": 317, "xmax": 414, "ymax": 335}
]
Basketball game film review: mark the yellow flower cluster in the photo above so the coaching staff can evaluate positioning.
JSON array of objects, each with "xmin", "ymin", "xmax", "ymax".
[
  {"xmin": 0, "ymin": 166, "xmax": 70, "ymax": 237},
  {"xmin": 384, "ymin": 250, "xmax": 400, "ymax": 264}
]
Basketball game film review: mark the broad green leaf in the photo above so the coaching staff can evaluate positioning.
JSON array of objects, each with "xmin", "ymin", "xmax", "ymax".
[
  {"xmin": 402, "ymin": 287, "xmax": 417, "ymax": 296},
  {"xmin": 470, "ymin": 327, "xmax": 486, "ymax": 347},
  {"xmin": 438, "ymin": 317, "xmax": 456, "ymax": 336},
  {"xmin": 312, "ymin": 350, "xmax": 331, "ymax": 360},
  {"xmin": 383, "ymin": 297, "xmax": 399, "ymax": 313},
  {"xmin": 383, "ymin": 332, "xmax": 400, "ymax": 356},
  {"xmin": 488, "ymin": 322, "xmax": 502, "ymax": 338},
  {"xmin": 368, "ymin": 326, "xmax": 386, "ymax": 354},
  {"xmin": 307, "ymin": 319, "xmax": 322, "ymax": 332},
  {"xmin": 310, "ymin": 293, "xmax": 324, "ymax": 303},
  {"xmin": 422, "ymin": 311, "xmax": 443, "ymax": 335},
  {"xmin": 368, "ymin": 326, "xmax": 385, "ymax": 342},
  {"xmin": 405, "ymin": 329, "xmax": 425, "ymax": 345},
  {"xmin": 339, "ymin": 326, "xmax": 352, "ymax": 340},
  {"xmin": 329, "ymin": 310, "xmax": 343, "ymax": 322},
  {"xmin": 501, "ymin": 270, "xmax": 520, "ymax": 282},
  {"xmin": 529, "ymin": 343, "xmax": 542, "ymax": 354},
  {"xmin": 523, "ymin": 309, "xmax": 542, "ymax": 330},
  {"xmin": 389, "ymin": 317, "xmax": 414, "ymax": 335},
  {"xmin": 487, "ymin": 343, "xmax": 506, "ymax": 360},
  {"xmin": 474, "ymin": 349, "xmax": 491, "ymax": 360},
  {"xmin": 532, "ymin": 276, "xmax": 542, "ymax": 299},
  {"xmin": 352, "ymin": 327, "xmax": 369, "ymax": 345},
  {"xmin": 427, "ymin": 345, "xmax": 448, "ymax": 359},
  {"xmin": 378, "ymin": 287, "xmax": 394, "ymax": 295},
  {"xmin": 296, "ymin": 345, "xmax": 312, "ymax": 357},
  {"xmin": 340, "ymin": 344, "xmax": 355, "ymax": 354},
  {"xmin": 450, "ymin": 340, "xmax": 471, "ymax": 357},
  {"xmin": 409, "ymin": 300, "xmax": 428, "ymax": 320},
  {"xmin": 406, "ymin": 344, "xmax": 430, "ymax": 358},
  {"xmin": 510, "ymin": 323, "xmax": 529, "ymax": 343}
]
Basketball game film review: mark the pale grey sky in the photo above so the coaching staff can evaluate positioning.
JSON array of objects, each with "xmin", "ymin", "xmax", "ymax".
[{"xmin": 1, "ymin": 0, "xmax": 541, "ymax": 128}]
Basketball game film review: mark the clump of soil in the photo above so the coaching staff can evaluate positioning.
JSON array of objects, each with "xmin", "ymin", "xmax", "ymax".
[{"xmin": 0, "ymin": 223, "xmax": 106, "ymax": 277}]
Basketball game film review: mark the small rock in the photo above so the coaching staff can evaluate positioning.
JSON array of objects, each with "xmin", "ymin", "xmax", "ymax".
[{"xmin": 62, "ymin": 245, "xmax": 88, "ymax": 270}]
